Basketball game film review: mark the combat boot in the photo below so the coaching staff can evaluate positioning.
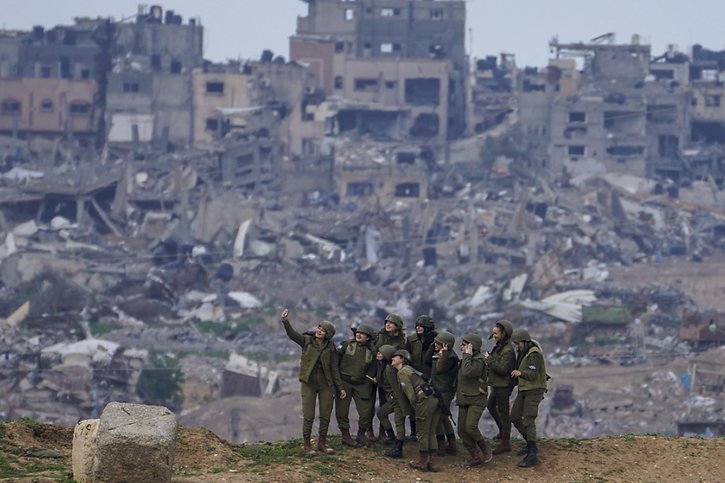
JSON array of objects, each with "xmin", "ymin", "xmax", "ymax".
[
  {"xmin": 518, "ymin": 441, "xmax": 539, "ymax": 467},
  {"xmin": 317, "ymin": 434, "xmax": 334, "ymax": 455},
  {"xmin": 383, "ymin": 429, "xmax": 396, "ymax": 446},
  {"xmin": 492, "ymin": 437, "xmax": 511, "ymax": 454},
  {"xmin": 341, "ymin": 428, "xmax": 358, "ymax": 447},
  {"xmin": 436, "ymin": 436, "xmax": 447, "ymax": 456},
  {"xmin": 366, "ymin": 423, "xmax": 378, "ymax": 442},
  {"xmin": 477, "ymin": 439, "xmax": 493, "ymax": 463},
  {"xmin": 466, "ymin": 447, "xmax": 482, "ymax": 467},
  {"xmin": 407, "ymin": 418, "xmax": 417, "ymax": 441},
  {"xmin": 409, "ymin": 451, "xmax": 429, "ymax": 471},
  {"xmin": 302, "ymin": 435, "xmax": 316, "ymax": 456},
  {"xmin": 355, "ymin": 427, "xmax": 370, "ymax": 446},
  {"xmin": 445, "ymin": 433, "xmax": 458, "ymax": 455},
  {"xmin": 516, "ymin": 437, "xmax": 529, "ymax": 456},
  {"xmin": 383, "ymin": 439, "xmax": 404, "ymax": 459},
  {"xmin": 427, "ymin": 451, "xmax": 441, "ymax": 472}
]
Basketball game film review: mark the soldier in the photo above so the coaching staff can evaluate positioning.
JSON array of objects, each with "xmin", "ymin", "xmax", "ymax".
[
  {"xmin": 372, "ymin": 313, "xmax": 406, "ymax": 440},
  {"xmin": 510, "ymin": 329, "xmax": 547, "ymax": 467},
  {"xmin": 486, "ymin": 319, "xmax": 516, "ymax": 454},
  {"xmin": 376, "ymin": 313, "xmax": 406, "ymax": 350},
  {"xmin": 456, "ymin": 333, "xmax": 493, "ymax": 467},
  {"xmin": 404, "ymin": 315, "xmax": 437, "ymax": 441},
  {"xmin": 391, "ymin": 349, "xmax": 443, "ymax": 472},
  {"xmin": 376, "ymin": 344, "xmax": 411, "ymax": 459},
  {"xmin": 281, "ymin": 308, "xmax": 346, "ymax": 456},
  {"xmin": 406, "ymin": 315, "xmax": 438, "ymax": 377},
  {"xmin": 335, "ymin": 323, "xmax": 377, "ymax": 447},
  {"xmin": 431, "ymin": 330, "xmax": 459, "ymax": 456}
]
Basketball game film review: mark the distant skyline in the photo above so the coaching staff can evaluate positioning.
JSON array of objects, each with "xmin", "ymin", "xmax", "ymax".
[{"xmin": 2, "ymin": 0, "xmax": 725, "ymax": 67}]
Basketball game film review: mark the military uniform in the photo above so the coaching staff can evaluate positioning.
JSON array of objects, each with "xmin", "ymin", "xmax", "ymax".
[
  {"xmin": 396, "ymin": 362, "xmax": 441, "ymax": 470},
  {"xmin": 405, "ymin": 316, "xmax": 437, "ymax": 377},
  {"xmin": 431, "ymin": 331, "xmax": 458, "ymax": 455},
  {"xmin": 377, "ymin": 346, "xmax": 411, "ymax": 458},
  {"xmin": 486, "ymin": 320, "xmax": 516, "ymax": 453},
  {"xmin": 335, "ymin": 335, "xmax": 377, "ymax": 444},
  {"xmin": 373, "ymin": 314, "xmax": 406, "ymax": 440},
  {"xmin": 456, "ymin": 333, "xmax": 492, "ymax": 466},
  {"xmin": 510, "ymin": 331, "xmax": 547, "ymax": 467},
  {"xmin": 283, "ymin": 317, "xmax": 343, "ymax": 455}
]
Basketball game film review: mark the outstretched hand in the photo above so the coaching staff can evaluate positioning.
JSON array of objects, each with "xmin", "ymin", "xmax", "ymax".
[{"xmin": 281, "ymin": 308, "xmax": 289, "ymax": 323}]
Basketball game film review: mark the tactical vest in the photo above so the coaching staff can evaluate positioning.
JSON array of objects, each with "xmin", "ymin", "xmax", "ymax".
[{"xmin": 517, "ymin": 345, "xmax": 548, "ymax": 391}]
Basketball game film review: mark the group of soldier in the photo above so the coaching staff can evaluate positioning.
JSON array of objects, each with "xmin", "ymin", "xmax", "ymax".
[{"xmin": 281, "ymin": 308, "xmax": 548, "ymax": 473}]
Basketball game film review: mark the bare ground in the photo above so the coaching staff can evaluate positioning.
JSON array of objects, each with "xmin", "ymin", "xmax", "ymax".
[{"xmin": 1, "ymin": 421, "xmax": 723, "ymax": 482}]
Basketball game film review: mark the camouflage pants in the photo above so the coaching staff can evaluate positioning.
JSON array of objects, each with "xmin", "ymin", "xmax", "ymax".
[
  {"xmin": 487, "ymin": 386, "xmax": 514, "ymax": 439},
  {"xmin": 300, "ymin": 369, "xmax": 334, "ymax": 437},
  {"xmin": 511, "ymin": 388, "xmax": 545, "ymax": 443}
]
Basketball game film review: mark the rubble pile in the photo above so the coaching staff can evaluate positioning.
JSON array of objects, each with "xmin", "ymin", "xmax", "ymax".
[{"xmin": 1, "ymin": 133, "xmax": 724, "ymax": 437}]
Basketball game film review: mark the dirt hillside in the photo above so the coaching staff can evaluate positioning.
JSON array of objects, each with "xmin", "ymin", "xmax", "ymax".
[{"xmin": 1, "ymin": 421, "xmax": 724, "ymax": 482}]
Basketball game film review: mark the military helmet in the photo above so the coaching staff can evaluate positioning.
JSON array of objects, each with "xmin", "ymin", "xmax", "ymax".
[
  {"xmin": 496, "ymin": 319, "xmax": 514, "ymax": 337},
  {"xmin": 434, "ymin": 330, "xmax": 455, "ymax": 347},
  {"xmin": 462, "ymin": 333, "xmax": 483, "ymax": 352},
  {"xmin": 415, "ymin": 315, "xmax": 435, "ymax": 329},
  {"xmin": 378, "ymin": 344, "xmax": 396, "ymax": 362},
  {"xmin": 511, "ymin": 329, "xmax": 531, "ymax": 343},
  {"xmin": 355, "ymin": 324, "xmax": 376, "ymax": 338},
  {"xmin": 385, "ymin": 313, "xmax": 404, "ymax": 329},
  {"xmin": 392, "ymin": 349, "xmax": 411, "ymax": 362},
  {"xmin": 318, "ymin": 320, "xmax": 336, "ymax": 339}
]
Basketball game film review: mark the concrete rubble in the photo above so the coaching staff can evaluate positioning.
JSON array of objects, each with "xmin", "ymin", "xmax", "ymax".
[{"xmin": 0, "ymin": 3, "xmax": 723, "ymax": 443}]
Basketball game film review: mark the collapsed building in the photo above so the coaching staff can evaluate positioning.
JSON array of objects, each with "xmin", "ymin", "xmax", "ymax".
[{"xmin": 0, "ymin": 4, "xmax": 723, "ymax": 441}]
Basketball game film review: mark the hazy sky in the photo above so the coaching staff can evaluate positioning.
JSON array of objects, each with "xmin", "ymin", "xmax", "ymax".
[{"xmin": 2, "ymin": 0, "xmax": 724, "ymax": 67}]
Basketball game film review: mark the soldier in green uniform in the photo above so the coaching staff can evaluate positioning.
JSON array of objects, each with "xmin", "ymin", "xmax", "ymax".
[
  {"xmin": 486, "ymin": 319, "xmax": 516, "ymax": 454},
  {"xmin": 376, "ymin": 344, "xmax": 411, "ymax": 459},
  {"xmin": 281, "ymin": 309, "xmax": 346, "ymax": 456},
  {"xmin": 404, "ymin": 315, "xmax": 437, "ymax": 441},
  {"xmin": 431, "ymin": 331, "xmax": 458, "ymax": 456},
  {"xmin": 372, "ymin": 313, "xmax": 406, "ymax": 440},
  {"xmin": 335, "ymin": 323, "xmax": 377, "ymax": 447},
  {"xmin": 391, "ymin": 349, "xmax": 442, "ymax": 472},
  {"xmin": 406, "ymin": 315, "xmax": 437, "ymax": 377},
  {"xmin": 510, "ymin": 329, "xmax": 547, "ymax": 467},
  {"xmin": 456, "ymin": 333, "xmax": 493, "ymax": 467}
]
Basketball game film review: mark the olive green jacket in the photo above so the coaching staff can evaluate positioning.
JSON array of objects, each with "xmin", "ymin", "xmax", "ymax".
[
  {"xmin": 456, "ymin": 352, "xmax": 487, "ymax": 406},
  {"xmin": 283, "ymin": 318, "xmax": 343, "ymax": 392},
  {"xmin": 487, "ymin": 337, "xmax": 516, "ymax": 388},
  {"xmin": 431, "ymin": 349, "xmax": 458, "ymax": 394},
  {"xmin": 338, "ymin": 339, "xmax": 376, "ymax": 387},
  {"xmin": 396, "ymin": 365, "xmax": 432, "ymax": 412},
  {"xmin": 405, "ymin": 332, "xmax": 436, "ymax": 377},
  {"xmin": 375, "ymin": 330, "xmax": 406, "ymax": 351},
  {"xmin": 515, "ymin": 343, "xmax": 547, "ymax": 392}
]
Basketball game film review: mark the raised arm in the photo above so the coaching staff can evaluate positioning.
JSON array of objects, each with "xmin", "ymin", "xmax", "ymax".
[{"xmin": 281, "ymin": 308, "xmax": 305, "ymax": 348}]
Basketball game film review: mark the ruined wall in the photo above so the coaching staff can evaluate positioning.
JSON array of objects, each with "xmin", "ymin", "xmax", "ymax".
[
  {"xmin": 192, "ymin": 72, "xmax": 253, "ymax": 144},
  {"xmin": 0, "ymin": 77, "xmax": 97, "ymax": 135},
  {"xmin": 152, "ymin": 74, "xmax": 193, "ymax": 145}
]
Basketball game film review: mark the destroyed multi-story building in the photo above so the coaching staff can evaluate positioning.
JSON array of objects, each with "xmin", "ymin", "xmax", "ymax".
[
  {"xmin": 106, "ymin": 5, "xmax": 204, "ymax": 146},
  {"xmin": 0, "ymin": 5, "xmax": 204, "ymax": 145},
  {"xmin": 518, "ymin": 34, "xmax": 692, "ymax": 179},
  {"xmin": 290, "ymin": 0, "xmax": 467, "ymax": 146}
]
